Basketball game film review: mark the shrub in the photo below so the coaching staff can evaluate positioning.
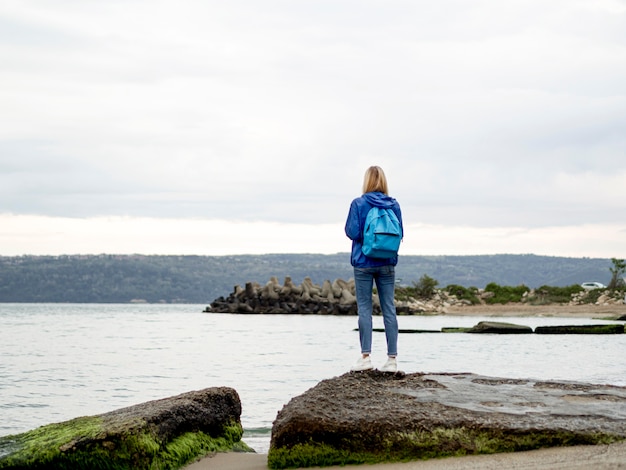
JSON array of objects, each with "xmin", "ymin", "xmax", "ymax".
[
  {"xmin": 579, "ymin": 287, "xmax": 606, "ymax": 304},
  {"xmin": 413, "ymin": 275, "xmax": 439, "ymax": 299},
  {"xmin": 393, "ymin": 286, "xmax": 411, "ymax": 302},
  {"xmin": 444, "ymin": 284, "xmax": 480, "ymax": 304},
  {"xmin": 529, "ymin": 284, "xmax": 584, "ymax": 305},
  {"xmin": 395, "ymin": 275, "xmax": 439, "ymax": 300},
  {"xmin": 608, "ymin": 258, "xmax": 626, "ymax": 290},
  {"xmin": 484, "ymin": 282, "xmax": 529, "ymax": 304}
]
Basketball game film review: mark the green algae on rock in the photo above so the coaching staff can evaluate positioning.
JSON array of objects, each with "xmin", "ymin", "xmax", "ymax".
[
  {"xmin": 0, "ymin": 387, "xmax": 253, "ymax": 470},
  {"xmin": 466, "ymin": 321, "xmax": 533, "ymax": 334},
  {"xmin": 535, "ymin": 324, "xmax": 625, "ymax": 334}
]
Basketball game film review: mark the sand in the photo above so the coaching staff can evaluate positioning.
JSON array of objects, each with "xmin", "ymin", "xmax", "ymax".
[
  {"xmin": 186, "ymin": 440, "xmax": 626, "ymax": 469},
  {"xmin": 185, "ymin": 304, "xmax": 626, "ymax": 470},
  {"xmin": 443, "ymin": 302, "xmax": 625, "ymax": 318}
]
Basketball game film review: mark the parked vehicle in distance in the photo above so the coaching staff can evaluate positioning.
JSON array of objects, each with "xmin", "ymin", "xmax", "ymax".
[{"xmin": 581, "ymin": 282, "xmax": 606, "ymax": 290}]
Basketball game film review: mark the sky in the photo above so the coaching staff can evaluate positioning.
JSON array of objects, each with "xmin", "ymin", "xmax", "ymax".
[{"xmin": 1, "ymin": 0, "xmax": 625, "ymax": 258}]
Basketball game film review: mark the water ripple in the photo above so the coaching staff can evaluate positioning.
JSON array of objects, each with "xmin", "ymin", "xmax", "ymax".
[{"xmin": 0, "ymin": 304, "xmax": 624, "ymax": 453}]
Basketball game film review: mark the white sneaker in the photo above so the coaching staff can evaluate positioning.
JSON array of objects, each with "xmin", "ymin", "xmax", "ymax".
[
  {"xmin": 380, "ymin": 357, "xmax": 397, "ymax": 373},
  {"xmin": 351, "ymin": 356, "xmax": 373, "ymax": 371}
]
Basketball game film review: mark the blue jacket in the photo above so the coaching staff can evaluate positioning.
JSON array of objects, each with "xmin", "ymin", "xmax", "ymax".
[{"xmin": 345, "ymin": 192, "xmax": 404, "ymax": 267}]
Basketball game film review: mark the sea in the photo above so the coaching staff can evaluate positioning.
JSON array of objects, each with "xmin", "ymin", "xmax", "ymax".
[{"xmin": 1, "ymin": 303, "xmax": 625, "ymax": 454}]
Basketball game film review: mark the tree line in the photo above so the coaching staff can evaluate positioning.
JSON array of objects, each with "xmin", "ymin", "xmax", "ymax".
[{"xmin": 0, "ymin": 253, "xmax": 617, "ymax": 303}]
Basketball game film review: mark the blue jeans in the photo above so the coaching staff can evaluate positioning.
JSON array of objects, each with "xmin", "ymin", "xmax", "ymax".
[{"xmin": 354, "ymin": 266, "xmax": 398, "ymax": 356}]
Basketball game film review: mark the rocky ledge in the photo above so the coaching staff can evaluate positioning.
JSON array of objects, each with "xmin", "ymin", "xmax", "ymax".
[
  {"xmin": 268, "ymin": 371, "xmax": 626, "ymax": 469},
  {"xmin": 0, "ymin": 387, "xmax": 252, "ymax": 470}
]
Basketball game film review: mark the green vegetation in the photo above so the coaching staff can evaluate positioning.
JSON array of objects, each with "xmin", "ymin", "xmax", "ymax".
[
  {"xmin": 0, "ymin": 253, "xmax": 620, "ymax": 304},
  {"xmin": 443, "ymin": 284, "xmax": 480, "ymax": 304},
  {"xmin": 535, "ymin": 324, "xmax": 625, "ymax": 334},
  {"xmin": 580, "ymin": 287, "xmax": 605, "ymax": 304},
  {"xmin": 0, "ymin": 417, "xmax": 249, "ymax": 470},
  {"xmin": 268, "ymin": 442, "xmax": 367, "ymax": 469},
  {"xmin": 441, "ymin": 327, "xmax": 472, "ymax": 333},
  {"xmin": 395, "ymin": 274, "xmax": 438, "ymax": 300},
  {"xmin": 528, "ymin": 284, "xmax": 584, "ymax": 305},
  {"xmin": 412, "ymin": 275, "xmax": 438, "ymax": 299},
  {"xmin": 484, "ymin": 283, "xmax": 530, "ymax": 304},
  {"xmin": 379, "ymin": 260, "xmax": 621, "ymax": 309},
  {"xmin": 395, "ymin": 275, "xmax": 438, "ymax": 301},
  {"xmin": 267, "ymin": 427, "xmax": 623, "ymax": 469},
  {"xmin": 608, "ymin": 258, "xmax": 626, "ymax": 290},
  {"xmin": 0, "ymin": 416, "xmax": 104, "ymax": 469}
]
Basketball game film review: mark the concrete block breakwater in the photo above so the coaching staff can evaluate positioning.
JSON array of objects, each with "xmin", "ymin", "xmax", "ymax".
[
  {"xmin": 206, "ymin": 276, "xmax": 459, "ymax": 315},
  {"xmin": 207, "ymin": 276, "xmax": 360, "ymax": 315}
]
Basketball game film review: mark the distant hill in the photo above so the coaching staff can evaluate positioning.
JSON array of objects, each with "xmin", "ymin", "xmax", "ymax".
[{"xmin": 0, "ymin": 253, "xmax": 613, "ymax": 303}]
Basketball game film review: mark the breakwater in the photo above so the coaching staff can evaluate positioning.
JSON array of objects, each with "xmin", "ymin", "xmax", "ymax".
[
  {"xmin": 205, "ymin": 276, "xmax": 626, "ymax": 317},
  {"xmin": 206, "ymin": 276, "xmax": 468, "ymax": 315}
]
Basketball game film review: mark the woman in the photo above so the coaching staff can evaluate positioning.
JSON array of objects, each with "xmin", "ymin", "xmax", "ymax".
[{"xmin": 345, "ymin": 166, "xmax": 404, "ymax": 372}]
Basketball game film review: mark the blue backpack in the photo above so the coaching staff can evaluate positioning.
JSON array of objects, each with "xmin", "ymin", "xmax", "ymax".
[{"xmin": 361, "ymin": 206, "xmax": 402, "ymax": 259}]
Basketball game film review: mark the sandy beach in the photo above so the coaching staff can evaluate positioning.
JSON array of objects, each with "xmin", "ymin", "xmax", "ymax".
[
  {"xmin": 186, "ymin": 304, "xmax": 626, "ymax": 470},
  {"xmin": 186, "ymin": 440, "xmax": 626, "ymax": 469},
  {"xmin": 443, "ymin": 302, "xmax": 625, "ymax": 318}
]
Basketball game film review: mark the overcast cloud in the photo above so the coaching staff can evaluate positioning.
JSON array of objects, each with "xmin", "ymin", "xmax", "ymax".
[{"xmin": 1, "ymin": 1, "xmax": 625, "ymax": 257}]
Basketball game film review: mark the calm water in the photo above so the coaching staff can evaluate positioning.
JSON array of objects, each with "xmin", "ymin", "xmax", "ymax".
[{"xmin": 1, "ymin": 303, "xmax": 625, "ymax": 453}]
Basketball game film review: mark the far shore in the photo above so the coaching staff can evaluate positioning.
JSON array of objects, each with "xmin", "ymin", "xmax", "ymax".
[{"xmin": 441, "ymin": 302, "xmax": 625, "ymax": 318}]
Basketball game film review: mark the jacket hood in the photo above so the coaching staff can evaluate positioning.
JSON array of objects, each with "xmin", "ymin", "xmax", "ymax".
[{"xmin": 363, "ymin": 191, "xmax": 397, "ymax": 208}]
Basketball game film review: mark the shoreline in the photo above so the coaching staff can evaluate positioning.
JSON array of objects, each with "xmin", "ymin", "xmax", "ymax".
[
  {"xmin": 185, "ymin": 305, "xmax": 626, "ymax": 470},
  {"xmin": 186, "ymin": 440, "xmax": 626, "ymax": 469},
  {"xmin": 441, "ymin": 302, "xmax": 625, "ymax": 318}
]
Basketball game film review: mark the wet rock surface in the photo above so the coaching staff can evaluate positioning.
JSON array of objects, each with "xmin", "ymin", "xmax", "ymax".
[
  {"xmin": 466, "ymin": 321, "xmax": 533, "ymax": 334},
  {"xmin": 535, "ymin": 324, "xmax": 625, "ymax": 334},
  {"xmin": 99, "ymin": 387, "xmax": 243, "ymax": 441},
  {"xmin": 268, "ymin": 371, "xmax": 626, "ymax": 469}
]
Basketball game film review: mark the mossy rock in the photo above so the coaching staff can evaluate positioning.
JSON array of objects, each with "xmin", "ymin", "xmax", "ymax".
[
  {"xmin": 535, "ymin": 324, "xmax": 625, "ymax": 334},
  {"xmin": 268, "ymin": 371, "xmax": 626, "ymax": 469},
  {"xmin": 441, "ymin": 327, "xmax": 472, "ymax": 333},
  {"xmin": 467, "ymin": 321, "xmax": 533, "ymax": 334},
  {"xmin": 373, "ymin": 328, "xmax": 441, "ymax": 334},
  {"xmin": 0, "ymin": 388, "xmax": 253, "ymax": 470},
  {"xmin": 267, "ymin": 427, "xmax": 620, "ymax": 469}
]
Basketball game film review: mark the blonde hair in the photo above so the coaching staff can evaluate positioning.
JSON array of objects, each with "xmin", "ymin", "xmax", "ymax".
[{"xmin": 362, "ymin": 166, "xmax": 389, "ymax": 195}]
